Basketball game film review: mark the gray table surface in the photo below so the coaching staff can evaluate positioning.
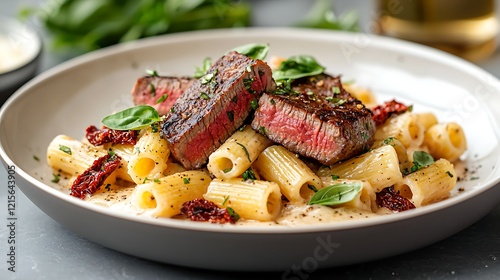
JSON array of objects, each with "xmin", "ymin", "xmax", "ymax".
[{"xmin": 2, "ymin": 1, "xmax": 500, "ymax": 279}]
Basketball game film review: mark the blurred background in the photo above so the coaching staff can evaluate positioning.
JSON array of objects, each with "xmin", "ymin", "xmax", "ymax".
[{"xmin": 1, "ymin": 0, "xmax": 500, "ymax": 102}]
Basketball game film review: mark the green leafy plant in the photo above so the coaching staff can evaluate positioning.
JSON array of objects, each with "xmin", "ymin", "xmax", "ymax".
[
  {"xmin": 308, "ymin": 183, "xmax": 362, "ymax": 206},
  {"xmin": 20, "ymin": 0, "xmax": 251, "ymax": 52},
  {"xmin": 101, "ymin": 105, "xmax": 161, "ymax": 130},
  {"xmin": 230, "ymin": 43, "xmax": 269, "ymax": 60},
  {"xmin": 272, "ymin": 55, "xmax": 326, "ymax": 81}
]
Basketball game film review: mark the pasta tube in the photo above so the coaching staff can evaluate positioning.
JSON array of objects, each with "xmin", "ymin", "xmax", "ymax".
[
  {"xmin": 374, "ymin": 112, "xmax": 424, "ymax": 148},
  {"xmin": 127, "ymin": 129, "xmax": 170, "ymax": 184},
  {"xmin": 415, "ymin": 112, "xmax": 438, "ymax": 131},
  {"xmin": 207, "ymin": 125, "xmax": 272, "ymax": 179},
  {"xmin": 203, "ymin": 178, "xmax": 282, "ymax": 222},
  {"xmin": 47, "ymin": 135, "xmax": 130, "ymax": 181},
  {"xmin": 424, "ymin": 122, "xmax": 467, "ymax": 162},
  {"xmin": 371, "ymin": 137, "xmax": 411, "ymax": 173},
  {"xmin": 317, "ymin": 145, "xmax": 402, "ymax": 192},
  {"xmin": 394, "ymin": 159, "xmax": 457, "ymax": 207},
  {"xmin": 133, "ymin": 170, "xmax": 211, "ymax": 217},
  {"xmin": 253, "ymin": 145, "xmax": 322, "ymax": 202}
]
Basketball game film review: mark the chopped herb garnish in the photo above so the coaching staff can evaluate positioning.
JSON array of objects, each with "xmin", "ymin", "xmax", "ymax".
[
  {"xmin": 325, "ymin": 96, "xmax": 345, "ymax": 105},
  {"xmin": 307, "ymin": 184, "xmax": 319, "ymax": 193},
  {"xmin": 183, "ymin": 177, "xmax": 191, "ymax": 184},
  {"xmin": 151, "ymin": 123, "xmax": 159, "ymax": 133},
  {"xmin": 244, "ymin": 77, "xmax": 255, "ymax": 92},
  {"xmin": 471, "ymin": 176, "xmax": 479, "ymax": 180},
  {"xmin": 149, "ymin": 83, "xmax": 156, "ymax": 96},
  {"xmin": 307, "ymin": 91, "xmax": 314, "ymax": 96},
  {"xmin": 332, "ymin": 86, "xmax": 341, "ymax": 94},
  {"xmin": 154, "ymin": 178, "xmax": 161, "ymax": 183},
  {"xmin": 223, "ymin": 168, "xmax": 232, "ymax": 173},
  {"xmin": 146, "ymin": 69, "xmax": 158, "ymax": 76},
  {"xmin": 226, "ymin": 207, "xmax": 240, "ymax": 221},
  {"xmin": 51, "ymin": 173, "xmax": 60, "ymax": 183},
  {"xmin": 270, "ymin": 99, "xmax": 275, "ymax": 105},
  {"xmin": 200, "ymin": 92, "xmax": 210, "ymax": 100},
  {"xmin": 250, "ymin": 99, "xmax": 259, "ymax": 110},
  {"xmin": 259, "ymin": 126, "xmax": 267, "ymax": 135},
  {"xmin": 59, "ymin": 145, "xmax": 72, "ymax": 155},
  {"xmin": 383, "ymin": 137, "xmax": 395, "ymax": 145},
  {"xmin": 156, "ymin": 94, "xmax": 168, "ymax": 104},
  {"xmin": 238, "ymin": 125, "xmax": 246, "ymax": 132},
  {"xmin": 446, "ymin": 171, "xmax": 454, "ymax": 178},
  {"xmin": 222, "ymin": 196, "xmax": 230, "ymax": 206},
  {"xmin": 232, "ymin": 95, "xmax": 238, "ymax": 103},
  {"xmin": 107, "ymin": 149, "xmax": 116, "ymax": 157},
  {"xmin": 227, "ymin": 111, "xmax": 234, "ymax": 122},
  {"xmin": 143, "ymin": 177, "xmax": 150, "ymax": 184},
  {"xmin": 200, "ymin": 69, "xmax": 217, "ymax": 85},
  {"xmin": 105, "ymin": 183, "xmax": 112, "ymax": 191},
  {"xmin": 331, "ymin": 174, "xmax": 340, "ymax": 180},
  {"xmin": 33, "ymin": 155, "xmax": 39, "ymax": 161},
  {"xmin": 170, "ymin": 107, "xmax": 176, "ymax": 113},
  {"xmin": 236, "ymin": 142, "xmax": 251, "ymax": 162},
  {"xmin": 242, "ymin": 167, "xmax": 257, "ymax": 181}
]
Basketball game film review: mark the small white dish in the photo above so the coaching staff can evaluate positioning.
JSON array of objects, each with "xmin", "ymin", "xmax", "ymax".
[
  {"xmin": 1, "ymin": 28, "xmax": 500, "ymax": 271},
  {"xmin": 0, "ymin": 16, "xmax": 42, "ymax": 103}
]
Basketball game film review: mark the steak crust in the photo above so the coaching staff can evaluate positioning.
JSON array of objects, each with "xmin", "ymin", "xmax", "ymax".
[
  {"xmin": 162, "ymin": 51, "xmax": 275, "ymax": 169},
  {"xmin": 251, "ymin": 74, "xmax": 376, "ymax": 166}
]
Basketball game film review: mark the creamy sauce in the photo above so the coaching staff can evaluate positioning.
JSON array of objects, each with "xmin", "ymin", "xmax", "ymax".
[
  {"xmin": 84, "ymin": 186, "xmax": 384, "ymax": 225},
  {"xmin": 0, "ymin": 34, "xmax": 34, "ymax": 73}
]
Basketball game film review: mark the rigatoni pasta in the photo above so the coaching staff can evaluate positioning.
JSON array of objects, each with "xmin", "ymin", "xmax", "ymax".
[
  {"xmin": 424, "ymin": 122, "xmax": 467, "ymax": 162},
  {"xmin": 207, "ymin": 125, "xmax": 272, "ymax": 179},
  {"xmin": 374, "ymin": 112, "xmax": 424, "ymax": 148},
  {"xmin": 133, "ymin": 170, "xmax": 211, "ymax": 217},
  {"xmin": 127, "ymin": 128, "xmax": 170, "ymax": 184},
  {"xmin": 317, "ymin": 145, "xmax": 403, "ymax": 192},
  {"xmin": 47, "ymin": 135, "xmax": 131, "ymax": 181},
  {"xmin": 253, "ymin": 145, "xmax": 322, "ymax": 202},
  {"xmin": 203, "ymin": 178, "xmax": 282, "ymax": 221},
  {"xmin": 394, "ymin": 159, "xmax": 457, "ymax": 207}
]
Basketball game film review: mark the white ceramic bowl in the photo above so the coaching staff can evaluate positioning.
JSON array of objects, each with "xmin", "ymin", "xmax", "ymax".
[
  {"xmin": 1, "ymin": 28, "xmax": 500, "ymax": 271},
  {"xmin": 0, "ymin": 16, "xmax": 42, "ymax": 104}
]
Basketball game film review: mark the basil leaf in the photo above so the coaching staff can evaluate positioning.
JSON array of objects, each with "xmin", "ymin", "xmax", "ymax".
[
  {"xmin": 231, "ymin": 43, "xmax": 269, "ymax": 60},
  {"xmin": 273, "ymin": 55, "xmax": 326, "ymax": 81},
  {"xmin": 308, "ymin": 183, "xmax": 362, "ymax": 206},
  {"xmin": 102, "ymin": 105, "xmax": 161, "ymax": 130},
  {"xmin": 408, "ymin": 151, "xmax": 435, "ymax": 173}
]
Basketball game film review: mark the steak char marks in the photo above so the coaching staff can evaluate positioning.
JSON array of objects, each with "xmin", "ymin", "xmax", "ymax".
[
  {"xmin": 162, "ymin": 51, "xmax": 275, "ymax": 170},
  {"xmin": 251, "ymin": 74, "xmax": 376, "ymax": 166},
  {"xmin": 131, "ymin": 76, "xmax": 195, "ymax": 116}
]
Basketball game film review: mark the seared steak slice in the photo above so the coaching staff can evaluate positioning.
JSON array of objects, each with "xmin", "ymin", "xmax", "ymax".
[
  {"xmin": 162, "ymin": 51, "xmax": 275, "ymax": 169},
  {"xmin": 251, "ymin": 74, "xmax": 376, "ymax": 166},
  {"xmin": 131, "ymin": 76, "xmax": 195, "ymax": 116}
]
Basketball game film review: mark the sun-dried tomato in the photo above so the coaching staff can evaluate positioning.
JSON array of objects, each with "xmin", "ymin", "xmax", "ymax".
[
  {"xmin": 371, "ymin": 100, "xmax": 410, "ymax": 126},
  {"xmin": 86, "ymin": 125, "xmax": 138, "ymax": 146},
  {"xmin": 181, "ymin": 198, "xmax": 239, "ymax": 224},
  {"xmin": 70, "ymin": 154, "xmax": 121, "ymax": 199},
  {"xmin": 376, "ymin": 186, "xmax": 416, "ymax": 212}
]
